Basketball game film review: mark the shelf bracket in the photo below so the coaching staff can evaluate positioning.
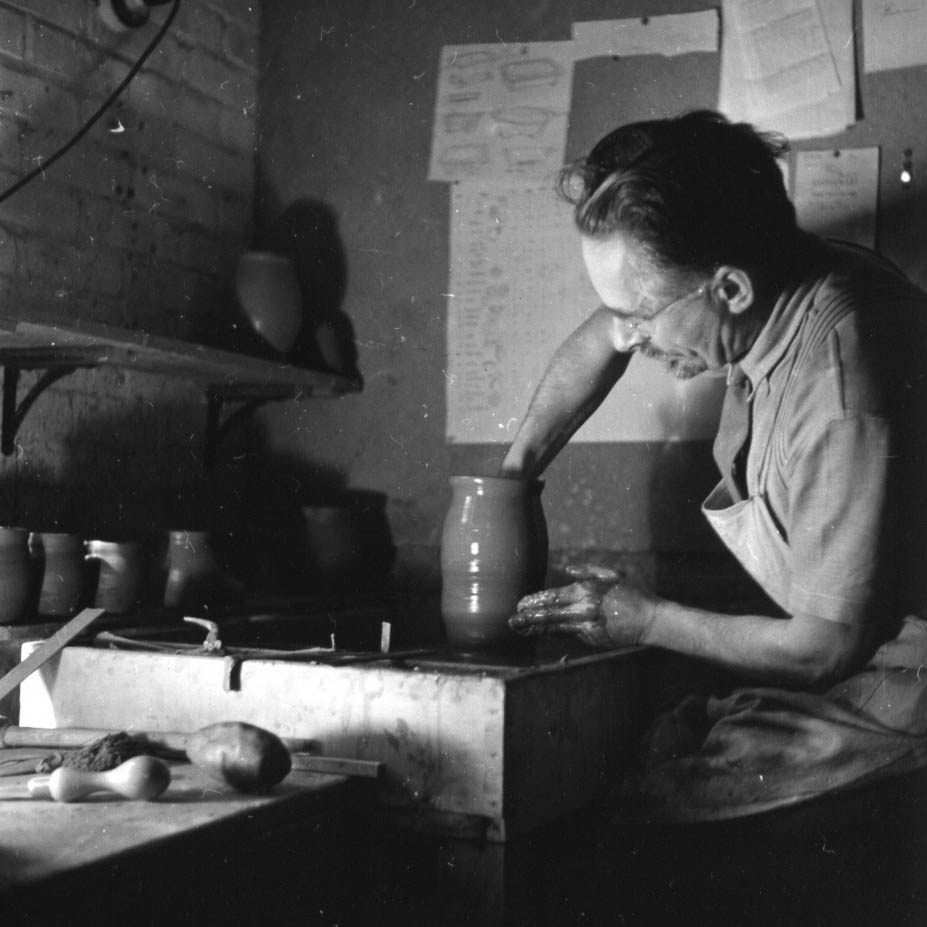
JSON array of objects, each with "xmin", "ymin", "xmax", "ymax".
[
  {"xmin": 2, "ymin": 365, "xmax": 80, "ymax": 456},
  {"xmin": 204, "ymin": 385, "xmax": 294, "ymax": 471}
]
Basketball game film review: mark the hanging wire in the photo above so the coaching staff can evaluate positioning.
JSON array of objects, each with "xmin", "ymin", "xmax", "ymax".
[{"xmin": 0, "ymin": 0, "xmax": 181, "ymax": 206}]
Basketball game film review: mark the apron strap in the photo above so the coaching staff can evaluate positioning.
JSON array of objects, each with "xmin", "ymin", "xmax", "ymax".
[{"xmin": 712, "ymin": 364, "xmax": 754, "ymax": 503}]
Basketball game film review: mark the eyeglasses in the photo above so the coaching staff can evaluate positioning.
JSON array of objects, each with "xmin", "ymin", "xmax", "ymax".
[{"xmin": 621, "ymin": 283, "xmax": 708, "ymax": 334}]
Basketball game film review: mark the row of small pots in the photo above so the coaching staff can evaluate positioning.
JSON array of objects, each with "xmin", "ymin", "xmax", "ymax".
[{"xmin": 0, "ymin": 528, "xmax": 224, "ymax": 624}]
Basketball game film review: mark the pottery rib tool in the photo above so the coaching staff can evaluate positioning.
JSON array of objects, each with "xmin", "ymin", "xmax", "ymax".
[
  {"xmin": 0, "ymin": 724, "xmax": 384, "ymax": 779},
  {"xmin": 0, "ymin": 608, "xmax": 106, "ymax": 705}
]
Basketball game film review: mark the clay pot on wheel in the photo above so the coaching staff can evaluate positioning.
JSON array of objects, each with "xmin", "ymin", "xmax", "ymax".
[{"xmin": 440, "ymin": 476, "xmax": 547, "ymax": 652}]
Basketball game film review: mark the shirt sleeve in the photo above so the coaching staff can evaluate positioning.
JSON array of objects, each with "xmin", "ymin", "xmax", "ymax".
[{"xmin": 784, "ymin": 413, "xmax": 897, "ymax": 626}]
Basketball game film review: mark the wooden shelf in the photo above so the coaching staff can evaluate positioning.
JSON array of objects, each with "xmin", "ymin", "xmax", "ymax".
[{"xmin": 0, "ymin": 315, "xmax": 362, "ymax": 466}]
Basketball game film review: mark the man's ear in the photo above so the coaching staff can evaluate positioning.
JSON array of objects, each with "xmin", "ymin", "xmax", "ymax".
[{"xmin": 711, "ymin": 266, "xmax": 754, "ymax": 315}]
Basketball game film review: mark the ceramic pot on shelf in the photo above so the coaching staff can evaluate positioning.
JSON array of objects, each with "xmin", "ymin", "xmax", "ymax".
[
  {"xmin": 440, "ymin": 475, "xmax": 548, "ymax": 652},
  {"xmin": 0, "ymin": 526, "xmax": 36, "ymax": 623},
  {"xmin": 233, "ymin": 251, "xmax": 303, "ymax": 355},
  {"xmin": 163, "ymin": 530, "xmax": 242, "ymax": 610},
  {"xmin": 32, "ymin": 532, "xmax": 87, "ymax": 619},
  {"xmin": 85, "ymin": 540, "xmax": 145, "ymax": 615}
]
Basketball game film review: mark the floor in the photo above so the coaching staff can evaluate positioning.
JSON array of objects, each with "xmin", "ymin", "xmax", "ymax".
[
  {"xmin": 4, "ymin": 765, "xmax": 926, "ymax": 927},
  {"xmin": 340, "ymin": 766, "xmax": 927, "ymax": 927}
]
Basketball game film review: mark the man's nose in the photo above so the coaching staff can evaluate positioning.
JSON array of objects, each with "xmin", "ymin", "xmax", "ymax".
[{"xmin": 621, "ymin": 324, "xmax": 649, "ymax": 350}]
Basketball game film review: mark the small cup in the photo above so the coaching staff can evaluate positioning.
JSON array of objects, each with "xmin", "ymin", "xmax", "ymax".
[
  {"xmin": 233, "ymin": 251, "xmax": 303, "ymax": 354},
  {"xmin": 32, "ymin": 532, "xmax": 87, "ymax": 618},
  {"xmin": 85, "ymin": 540, "xmax": 145, "ymax": 614}
]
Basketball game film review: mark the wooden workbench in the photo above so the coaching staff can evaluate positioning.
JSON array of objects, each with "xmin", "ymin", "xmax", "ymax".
[{"xmin": 0, "ymin": 755, "xmax": 363, "ymax": 926}]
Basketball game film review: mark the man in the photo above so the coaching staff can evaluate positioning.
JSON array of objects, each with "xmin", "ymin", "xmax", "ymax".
[{"xmin": 500, "ymin": 111, "xmax": 927, "ymax": 819}]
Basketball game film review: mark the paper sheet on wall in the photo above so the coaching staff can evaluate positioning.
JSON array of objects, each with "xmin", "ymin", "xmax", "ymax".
[
  {"xmin": 793, "ymin": 148, "xmax": 880, "ymax": 248},
  {"xmin": 862, "ymin": 0, "xmax": 927, "ymax": 73},
  {"xmin": 719, "ymin": 0, "xmax": 855, "ymax": 140},
  {"xmin": 572, "ymin": 11, "xmax": 719, "ymax": 60},
  {"xmin": 428, "ymin": 42, "xmax": 574, "ymax": 183},
  {"xmin": 445, "ymin": 182, "xmax": 725, "ymax": 444}
]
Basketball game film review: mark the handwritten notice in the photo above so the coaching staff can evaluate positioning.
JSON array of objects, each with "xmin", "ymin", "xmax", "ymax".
[
  {"xmin": 428, "ymin": 42, "xmax": 574, "ymax": 183},
  {"xmin": 445, "ymin": 182, "xmax": 725, "ymax": 444},
  {"xmin": 862, "ymin": 0, "xmax": 927, "ymax": 72},
  {"xmin": 572, "ymin": 11, "xmax": 719, "ymax": 60},
  {"xmin": 793, "ymin": 148, "xmax": 880, "ymax": 248},
  {"xmin": 719, "ymin": 0, "xmax": 855, "ymax": 140}
]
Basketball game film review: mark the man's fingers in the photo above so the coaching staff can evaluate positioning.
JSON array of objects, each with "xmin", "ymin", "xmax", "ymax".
[
  {"xmin": 511, "ymin": 601, "xmax": 596, "ymax": 626},
  {"xmin": 564, "ymin": 563, "xmax": 620, "ymax": 583},
  {"xmin": 517, "ymin": 583, "xmax": 585, "ymax": 611},
  {"xmin": 509, "ymin": 613, "xmax": 590, "ymax": 637}
]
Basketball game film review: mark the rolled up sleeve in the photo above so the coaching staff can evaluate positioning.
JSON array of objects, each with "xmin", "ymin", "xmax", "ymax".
[{"xmin": 785, "ymin": 414, "xmax": 896, "ymax": 626}]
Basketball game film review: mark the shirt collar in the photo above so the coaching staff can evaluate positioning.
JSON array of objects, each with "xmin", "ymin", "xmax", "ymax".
[{"xmin": 734, "ymin": 237, "xmax": 829, "ymax": 389}]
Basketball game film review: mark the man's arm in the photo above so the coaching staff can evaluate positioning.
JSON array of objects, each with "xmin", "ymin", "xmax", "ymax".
[
  {"xmin": 639, "ymin": 598, "xmax": 874, "ymax": 687},
  {"xmin": 511, "ymin": 578, "xmax": 875, "ymax": 687},
  {"xmin": 500, "ymin": 306, "xmax": 632, "ymax": 478}
]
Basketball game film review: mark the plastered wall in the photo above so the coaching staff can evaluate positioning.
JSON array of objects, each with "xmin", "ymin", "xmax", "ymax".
[
  {"xmin": 254, "ymin": 1, "xmax": 927, "ymax": 585},
  {"xmin": 0, "ymin": 0, "xmax": 259, "ymax": 538}
]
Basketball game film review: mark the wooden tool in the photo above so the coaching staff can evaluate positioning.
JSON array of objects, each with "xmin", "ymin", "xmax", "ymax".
[
  {"xmin": 0, "ymin": 724, "xmax": 313, "ymax": 755},
  {"xmin": 0, "ymin": 725, "xmax": 384, "ymax": 780},
  {"xmin": 21, "ymin": 755, "xmax": 172, "ymax": 802},
  {"xmin": 0, "ymin": 608, "xmax": 106, "ymax": 703}
]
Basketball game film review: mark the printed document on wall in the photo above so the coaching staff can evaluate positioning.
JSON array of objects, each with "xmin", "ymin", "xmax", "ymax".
[
  {"xmin": 444, "ymin": 182, "xmax": 725, "ymax": 444},
  {"xmin": 428, "ymin": 42, "xmax": 574, "ymax": 183},
  {"xmin": 862, "ymin": 0, "xmax": 927, "ymax": 72},
  {"xmin": 793, "ymin": 148, "xmax": 880, "ymax": 248},
  {"xmin": 719, "ymin": 0, "xmax": 855, "ymax": 139},
  {"xmin": 572, "ymin": 10, "xmax": 719, "ymax": 60}
]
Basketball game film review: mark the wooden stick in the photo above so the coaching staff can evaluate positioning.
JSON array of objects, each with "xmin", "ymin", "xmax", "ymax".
[
  {"xmin": 0, "ymin": 725, "xmax": 314, "ymax": 756},
  {"xmin": 290, "ymin": 753, "xmax": 383, "ymax": 779},
  {"xmin": 0, "ymin": 726, "xmax": 383, "ymax": 778}
]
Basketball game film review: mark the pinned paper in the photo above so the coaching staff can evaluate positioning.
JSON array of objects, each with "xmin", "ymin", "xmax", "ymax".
[
  {"xmin": 445, "ymin": 182, "xmax": 724, "ymax": 444},
  {"xmin": 862, "ymin": 0, "xmax": 927, "ymax": 73},
  {"xmin": 793, "ymin": 148, "xmax": 881, "ymax": 248},
  {"xmin": 719, "ymin": 0, "xmax": 855, "ymax": 140},
  {"xmin": 572, "ymin": 11, "xmax": 719, "ymax": 60},
  {"xmin": 428, "ymin": 42, "xmax": 574, "ymax": 183}
]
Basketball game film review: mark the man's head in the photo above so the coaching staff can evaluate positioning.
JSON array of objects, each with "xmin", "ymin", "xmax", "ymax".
[{"xmin": 560, "ymin": 111, "xmax": 797, "ymax": 377}]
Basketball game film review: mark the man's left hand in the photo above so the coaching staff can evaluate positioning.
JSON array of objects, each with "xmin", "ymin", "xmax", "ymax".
[{"xmin": 509, "ymin": 564, "xmax": 657, "ymax": 649}]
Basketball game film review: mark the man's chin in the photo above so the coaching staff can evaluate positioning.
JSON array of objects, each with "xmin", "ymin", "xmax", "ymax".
[
  {"xmin": 638, "ymin": 346, "xmax": 706, "ymax": 380},
  {"xmin": 666, "ymin": 359, "xmax": 707, "ymax": 380}
]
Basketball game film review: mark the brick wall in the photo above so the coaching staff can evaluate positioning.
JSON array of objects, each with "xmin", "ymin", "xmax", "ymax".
[{"xmin": 0, "ymin": 0, "xmax": 260, "ymax": 547}]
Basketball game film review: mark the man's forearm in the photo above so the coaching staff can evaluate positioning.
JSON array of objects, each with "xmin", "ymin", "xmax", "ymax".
[
  {"xmin": 501, "ymin": 308, "xmax": 631, "ymax": 478},
  {"xmin": 633, "ymin": 597, "xmax": 869, "ymax": 687}
]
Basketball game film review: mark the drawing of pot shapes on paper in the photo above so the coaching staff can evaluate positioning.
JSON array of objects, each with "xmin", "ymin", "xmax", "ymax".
[
  {"xmin": 499, "ymin": 57, "xmax": 562, "ymax": 89},
  {"xmin": 489, "ymin": 106, "xmax": 558, "ymax": 139}
]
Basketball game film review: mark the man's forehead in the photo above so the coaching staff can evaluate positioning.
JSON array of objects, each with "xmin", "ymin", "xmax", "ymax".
[{"xmin": 580, "ymin": 233, "xmax": 667, "ymax": 315}]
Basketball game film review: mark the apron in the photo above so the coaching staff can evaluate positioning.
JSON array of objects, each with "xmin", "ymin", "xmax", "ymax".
[
  {"xmin": 701, "ymin": 363, "xmax": 791, "ymax": 612},
  {"xmin": 625, "ymin": 366, "xmax": 927, "ymax": 822}
]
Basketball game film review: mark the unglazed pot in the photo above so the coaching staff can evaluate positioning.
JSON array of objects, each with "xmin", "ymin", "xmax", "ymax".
[
  {"xmin": 0, "ymin": 526, "xmax": 36, "ymax": 623},
  {"xmin": 33, "ymin": 532, "xmax": 86, "ymax": 618},
  {"xmin": 233, "ymin": 251, "xmax": 302, "ymax": 354},
  {"xmin": 163, "ymin": 530, "xmax": 222, "ymax": 608},
  {"xmin": 86, "ymin": 540, "xmax": 145, "ymax": 614},
  {"xmin": 440, "ymin": 476, "xmax": 547, "ymax": 651}
]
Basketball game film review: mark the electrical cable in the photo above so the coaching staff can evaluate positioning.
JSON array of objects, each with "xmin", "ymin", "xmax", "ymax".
[{"xmin": 0, "ymin": 0, "xmax": 181, "ymax": 206}]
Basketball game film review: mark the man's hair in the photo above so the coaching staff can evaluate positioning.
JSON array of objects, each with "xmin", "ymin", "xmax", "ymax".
[{"xmin": 558, "ymin": 110, "xmax": 797, "ymax": 280}]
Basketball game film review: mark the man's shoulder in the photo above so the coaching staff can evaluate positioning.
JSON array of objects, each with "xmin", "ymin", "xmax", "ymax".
[{"xmin": 780, "ymin": 251, "xmax": 927, "ymax": 422}]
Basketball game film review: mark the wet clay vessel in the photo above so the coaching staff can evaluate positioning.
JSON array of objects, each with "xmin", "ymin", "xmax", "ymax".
[{"xmin": 440, "ymin": 475, "xmax": 547, "ymax": 651}]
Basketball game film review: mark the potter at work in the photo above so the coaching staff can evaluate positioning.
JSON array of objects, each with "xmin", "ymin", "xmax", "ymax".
[{"xmin": 501, "ymin": 110, "xmax": 927, "ymax": 820}]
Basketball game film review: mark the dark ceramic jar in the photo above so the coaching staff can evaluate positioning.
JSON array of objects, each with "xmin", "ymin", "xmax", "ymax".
[
  {"xmin": 0, "ymin": 527, "xmax": 35, "ymax": 623},
  {"xmin": 440, "ymin": 476, "xmax": 547, "ymax": 651}
]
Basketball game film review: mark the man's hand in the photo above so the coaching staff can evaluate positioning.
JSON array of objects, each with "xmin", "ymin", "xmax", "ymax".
[{"xmin": 509, "ymin": 564, "xmax": 657, "ymax": 650}]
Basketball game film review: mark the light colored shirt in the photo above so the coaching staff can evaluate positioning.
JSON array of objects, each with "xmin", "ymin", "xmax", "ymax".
[{"xmin": 724, "ymin": 237, "xmax": 927, "ymax": 633}]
